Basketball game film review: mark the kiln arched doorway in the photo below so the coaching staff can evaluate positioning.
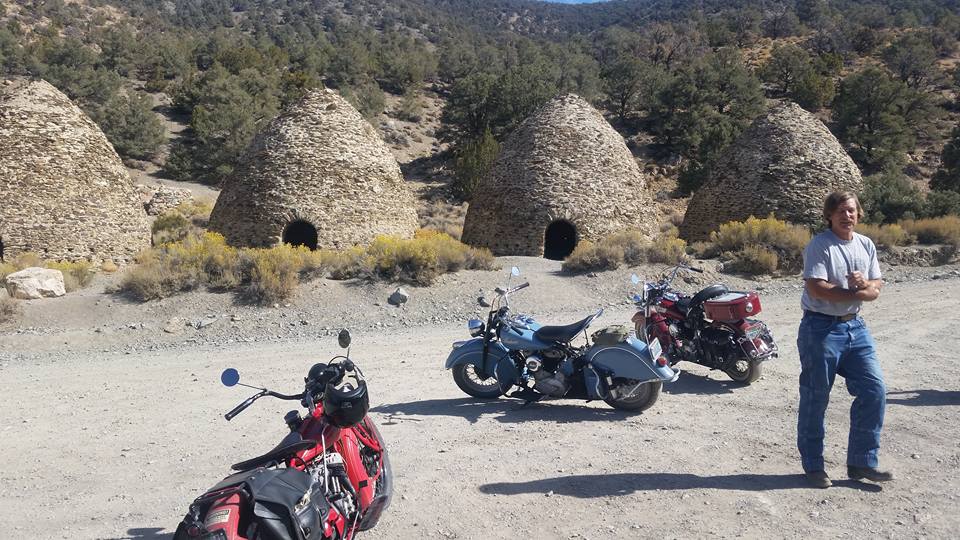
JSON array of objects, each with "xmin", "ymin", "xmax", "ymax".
[
  {"xmin": 543, "ymin": 219, "xmax": 578, "ymax": 260},
  {"xmin": 282, "ymin": 220, "xmax": 319, "ymax": 250}
]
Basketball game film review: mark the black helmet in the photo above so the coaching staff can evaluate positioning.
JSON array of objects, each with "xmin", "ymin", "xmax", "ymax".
[{"xmin": 322, "ymin": 373, "xmax": 369, "ymax": 427}]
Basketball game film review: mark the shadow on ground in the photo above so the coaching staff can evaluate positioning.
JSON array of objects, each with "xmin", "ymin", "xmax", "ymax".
[
  {"xmin": 479, "ymin": 472, "xmax": 882, "ymax": 497},
  {"xmin": 664, "ymin": 370, "xmax": 743, "ymax": 395},
  {"xmin": 371, "ymin": 396, "xmax": 637, "ymax": 425},
  {"xmin": 102, "ymin": 527, "xmax": 173, "ymax": 540},
  {"xmin": 887, "ymin": 389, "xmax": 960, "ymax": 406}
]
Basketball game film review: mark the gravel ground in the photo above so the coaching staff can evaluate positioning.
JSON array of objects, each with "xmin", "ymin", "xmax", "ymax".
[{"xmin": 1, "ymin": 257, "xmax": 959, "ymax": 539}]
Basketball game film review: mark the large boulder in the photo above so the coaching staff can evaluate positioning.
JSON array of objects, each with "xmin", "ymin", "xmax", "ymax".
[
  {"xmin": 680, "ymin": 101, "xmax": 863, "ymax": 241},
  {"xmin": 4, "ymin": 267, "xmax": 66, "ymax": 299}
]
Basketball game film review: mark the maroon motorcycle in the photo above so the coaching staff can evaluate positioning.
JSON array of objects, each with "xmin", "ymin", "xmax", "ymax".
[{"xmin": 630, "ymin": 264, "xmax": 778, "ymax": 384}]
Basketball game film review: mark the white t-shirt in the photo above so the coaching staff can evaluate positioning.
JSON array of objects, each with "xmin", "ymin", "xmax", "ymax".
[{"xmin": 801, "ymin": 230, "xmax": 882, "ymax": 316}]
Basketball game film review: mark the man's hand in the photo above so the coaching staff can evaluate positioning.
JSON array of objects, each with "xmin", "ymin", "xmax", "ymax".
[{"xmin": 847, "ymin": 271, "xmax": 868, "ymax": 290}]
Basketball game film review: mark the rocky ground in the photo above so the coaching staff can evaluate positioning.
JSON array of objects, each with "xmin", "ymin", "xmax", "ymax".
[{"xmin": 1, "ymin": 257, "xmax": 959, "ymax": 539}]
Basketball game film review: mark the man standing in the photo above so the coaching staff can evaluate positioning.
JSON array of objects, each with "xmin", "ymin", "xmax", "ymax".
[{"xmin": 797, "ymin": 191, "xmax": 893, "ymax": 488}]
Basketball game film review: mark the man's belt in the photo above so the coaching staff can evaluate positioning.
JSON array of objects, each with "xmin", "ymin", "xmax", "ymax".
[{"xmin": 804, "ymin": 310, "xmax": 857, "ymax": 322}]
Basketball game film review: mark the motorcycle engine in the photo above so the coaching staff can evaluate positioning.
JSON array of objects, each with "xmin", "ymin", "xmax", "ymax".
[
  {"xmin": 527, "ymin": 354, "xmax": 570, "ymax": 397},
  {"xmin": 698, "ymin": 327, "xmax": 741, "ymax": 369}
]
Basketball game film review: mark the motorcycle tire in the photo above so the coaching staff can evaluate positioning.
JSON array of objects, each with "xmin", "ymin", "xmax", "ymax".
[
  {"xmin": 452, "ymin": 363, "xmax": 503, "ymax": 399},
  {"xmin": 725, "ymin": 359, "xmax": 763, "ymax": 384},
  {"xmin": 603, "ymin": 379, "xmax": 662, "ymax": 412}
]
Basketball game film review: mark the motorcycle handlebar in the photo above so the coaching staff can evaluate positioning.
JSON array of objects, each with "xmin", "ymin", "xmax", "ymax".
[{"xmin": 225, "ymin": 392, "xmax": 263, "ymax": 421}]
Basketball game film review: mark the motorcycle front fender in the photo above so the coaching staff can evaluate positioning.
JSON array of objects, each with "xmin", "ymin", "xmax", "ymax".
[
  {"xmin": 444, "ymin": 338, "xmax": 510, "ymax": 380},
  {"xmin": 585, "ymin": 337, "xmax": 678, "ymax": 383}
]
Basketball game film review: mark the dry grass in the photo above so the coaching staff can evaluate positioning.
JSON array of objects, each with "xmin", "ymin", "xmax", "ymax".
[
  {"xmin": 120, "ymin": 230, "xmax": 496, "ymax": 303},
  {"xmin": 418, "ymin": 200, "xmax": 467, "ymax": 240},
  {"xmin": 710, "ymin": 216, "xmax": 811, "ymax": 273},
  {"xmin": 857, "ymin": 223, "xmax": 913, "ymax": 248},
  {"xmin": 562, "ymin": 230, "xmax": 689, "ymax": 273},
  {"xmin": 901, "ymin": 216, "xmax": 960, "ymax": 247},
  {"xmin": 45, "ymin": 261, "xmax": 94, "ymax": 292},
  {"xmin": 0, "ymin": 295, "xmax": 19, "ymax": 324},
  {"xmin": 151, "ymin": 200, "xmax": 215, "ymax": 245},
  {"xmin": 729, "ymin": 245, "xmax": 779, "ymax": 275},
  {"xmin": 0, "ymin": 253, "xmax": 96, "ymax": 292}
]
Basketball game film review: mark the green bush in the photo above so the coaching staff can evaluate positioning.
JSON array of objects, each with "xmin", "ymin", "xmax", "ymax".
[
  {"xmin": 860, "ymin": 172, "xmax": 924, "ymax": 223},
  {"xmin": 454, "ymin": 129, "xmax": 500, "ymax": 200},
  {"xmin": 647, "ymin": 236, "xmax": 689, "ymax": 264},
  {"xmin": 924, "ymin": 190, "xmax": 960, "ymax": 218}
]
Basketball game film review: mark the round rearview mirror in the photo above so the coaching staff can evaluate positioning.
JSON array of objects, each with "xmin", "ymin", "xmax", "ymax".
[
  {"xmin": 338, "ymin": 328, "xmax": 352, "ymax": 349},
  {"xmin": 221, "ymin": 368, "xmax": 240, "ymax": 387},
  {"xmin": 511, "ymin": 266, "xmax": 520, "ymax": 277},
  {"xmin": 631, "ymin": 274, "xmax": 640, "ymax": 285}
]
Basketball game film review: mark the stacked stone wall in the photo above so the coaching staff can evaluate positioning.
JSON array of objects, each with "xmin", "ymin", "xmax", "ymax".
[
  {"xmin": 680, "ymin": 101, "xmax": 863, "ymax": 241},
  {"xmin": 0, "ymin": 78, "xmax": 150, "ymax": 263},
  {"xmin": 461, "ymin": 94, "xmax": 657, "ymax": 256},
  {"xmin": 209, "ymin": 89, "xmax": 418, "ymax": 249}
]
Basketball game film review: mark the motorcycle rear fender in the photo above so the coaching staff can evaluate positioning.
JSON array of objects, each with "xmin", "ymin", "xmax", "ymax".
[
  {"xmin": 585, "ymin": 337, "xmax": 678, "ymax": 383},
  {"xmin": 445, "ymin": 338, "xmax": 510, "ymax": 380}
]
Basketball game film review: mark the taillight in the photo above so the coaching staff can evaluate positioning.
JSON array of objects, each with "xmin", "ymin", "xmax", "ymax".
[{"xmin": 656, "ymin": 357, "xmax": 668, "ymax": 367}]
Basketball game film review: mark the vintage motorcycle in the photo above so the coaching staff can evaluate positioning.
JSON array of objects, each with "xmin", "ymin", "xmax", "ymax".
[
  {"xmin": 445, "ymin": 267, "xmax": 678, "ymax": 412},
  {"xmin": 630, "ymin": 264, "xmax": 778, "ymax": 384},
  {"xmin": 173, "ymin": 331, "xmax": 392, "ymax": 540}
]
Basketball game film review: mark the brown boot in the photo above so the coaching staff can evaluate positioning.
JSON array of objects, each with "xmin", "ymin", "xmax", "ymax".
[
  {"xmin": 847, "ymin": 465, "xmax": 894, "ymax": 482},
  {"xmin": 805, "ymin": 470, "xmax": 832, "ymax": 488}
]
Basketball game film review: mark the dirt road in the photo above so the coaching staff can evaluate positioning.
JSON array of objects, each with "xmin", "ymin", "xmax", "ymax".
[{"xmin": 1, "ymin": 268, "xmax": 958, "ymax": 539}]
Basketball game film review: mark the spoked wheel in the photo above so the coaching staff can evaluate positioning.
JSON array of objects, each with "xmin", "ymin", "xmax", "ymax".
[
  {"xmin": 725, "ymin": 358, "xmax": 763, "ymax": 384},
  {"xmin": 603, "ymin": 378, "xmax": 662, "ymax": 412},
  {"xmin": 452, "ymin": 363, "xmax": 502, "ymax": 399}
]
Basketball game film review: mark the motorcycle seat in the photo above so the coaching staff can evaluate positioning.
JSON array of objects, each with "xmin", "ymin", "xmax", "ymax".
[
  {"xmin": 534, "ymin": 312, "xmax": 600, "ymax": 343},
  {"xmin": 231, "ymin": 431, "xmax": 319, "ymax": 471},
  {"xmin": 689, "ymin": 284, "xmax": 729, "ymax": 310}
]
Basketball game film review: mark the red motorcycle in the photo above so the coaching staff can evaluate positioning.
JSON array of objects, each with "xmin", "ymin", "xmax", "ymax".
[
  {"xmin": 631, "ymin": 264, "xmax": 778, "ymax": 384},
  {"xmin": 174, "ymin": 331, "xmax": 392, "ymax": 540}
]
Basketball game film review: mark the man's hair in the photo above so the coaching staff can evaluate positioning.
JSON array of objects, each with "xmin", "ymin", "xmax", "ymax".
[{"xmin": 823, "ymin": 191, "xmax": 863, "ymax": 226}]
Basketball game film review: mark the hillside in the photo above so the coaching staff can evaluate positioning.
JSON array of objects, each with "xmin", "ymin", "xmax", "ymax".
[{"xmin": 3, "ymin": 0, "xmax": 960, "ymax": 235}]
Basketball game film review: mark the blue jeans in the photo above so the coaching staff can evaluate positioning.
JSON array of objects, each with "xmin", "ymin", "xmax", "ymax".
[{"xmin": 797, "ymin": 312, "xmax": 886, "ymax": 473}]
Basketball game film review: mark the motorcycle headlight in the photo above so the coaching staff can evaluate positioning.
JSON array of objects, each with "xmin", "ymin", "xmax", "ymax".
[{"xmin": 467, "ymin": 319, "xmax": 485, "ymax": 337}]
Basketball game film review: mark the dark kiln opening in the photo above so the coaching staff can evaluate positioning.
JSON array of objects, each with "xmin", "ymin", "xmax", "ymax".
[
  {"xmin": 0, "ymin": 236, "xmax": 4, "ymax": 261},
  {"xmin": 543, "ymin": 220, "xmax": 577, "ymax": 260},
  {"xmin": 282, "ymin": 220, "xmax": 318, "ymax": 250}
]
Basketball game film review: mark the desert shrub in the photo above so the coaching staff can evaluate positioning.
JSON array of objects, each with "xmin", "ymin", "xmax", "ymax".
[
  {"xmin": 0, "ymin": 296, "xmax": 19, "ymax": 324},
  {"xmin": 860, "ymin": 172, "xmax": 924, "ymax": 224},
  {"xmin": 562, "ymin": 230, "xmax": 689, "ymax": 273},
  {"xmin": 730, "ymin": 245, "xmax": 779, "ymax": 275},
  {"xmin": 647, "ymin": 236, "xmax": 689, "ymax": 264},
  {"xmin": 11, "ymin": 252, "xmax": 43, "ymax": 269},
  {"xmin": 152, "ymin": 200, "xmax": 213, "ymax": 244},
  {"xmin": 120, "ymin": 233, "xmax": 240, "ymax": 300},
  {"xmin": 45, "ymin": 260, "xmax": 94, "ymax": 292},
  {"xmin": 710, "ymin": 215, "xmax": 810, "ymax": 272},
  {"xmin": 688, "ymin": 241, "xmax": 719, "ymax": 259},
  {"xmin": 238, "ymin": 245, "xmax": 303, "ymax": 304},
  {"xmin": 605, "ymin": 230, "xmax": 648, "ymax": 266},
  {"xmin": 0, "ymin": 263, "xmax": 15, "ymax": 282},
  {"xmin": 901, "ymin": 216, "xmax": 960, "ymax": 247},
  {"xmin": 100, "ymin": 260, "xmax": 119, "ymax": 273},
  {"xmin": 856, "ymin": 223, "xmax": 913, "ymax": 248},
  {"xmin": 562, "ymin": 240, "xmax": 624, "ymax": 273},
  {"xmin": 355, "ymin": 230, "xmax": 496, "ymax": 285},
  {"xmin": 924, "ymin": 190, "xmax": 960, "ymax": 218},
  {"xmin": 418, "ymin": 200, "xmax": 467, "ymax": 239}
]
